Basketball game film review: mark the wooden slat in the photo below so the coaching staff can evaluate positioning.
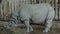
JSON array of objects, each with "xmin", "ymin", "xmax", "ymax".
[{"xmin": 54, "ymin": 0, "xmax": 59, "ymax": 20}]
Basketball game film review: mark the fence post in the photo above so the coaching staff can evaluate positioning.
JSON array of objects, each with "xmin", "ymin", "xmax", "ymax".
[
  {"xmin": 58, "ymin": 0, "xmax": 60, "ymax": 19},
  {"xmin": 54, "ymin": 0, "xmax": 59, "ymax": 20}
]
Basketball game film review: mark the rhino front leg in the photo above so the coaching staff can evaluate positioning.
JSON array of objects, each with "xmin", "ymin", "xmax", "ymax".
[
  {"xmin": 24, "ymin": 20, "xmax": 30, "ymax": 33},
  {"xmin": 29, "ymin": 26, "xmax": 33, "ymax": 32}
]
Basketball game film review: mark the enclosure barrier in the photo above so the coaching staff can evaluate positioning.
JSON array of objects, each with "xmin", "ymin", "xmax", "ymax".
[{"xmin": 0, "ymin": 0, "xmax": 59, "ymax": 20}]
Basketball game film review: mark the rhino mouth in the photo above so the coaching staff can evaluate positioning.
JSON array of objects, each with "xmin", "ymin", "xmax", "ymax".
[{"xmin": 3, "ymin": 24, "xmax": 18, "ymax": 30}]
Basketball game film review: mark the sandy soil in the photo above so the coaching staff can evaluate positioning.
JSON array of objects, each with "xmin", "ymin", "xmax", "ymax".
[{"xmin": 0, "ymin": 21, "xmax": 60, "ymax": 34}]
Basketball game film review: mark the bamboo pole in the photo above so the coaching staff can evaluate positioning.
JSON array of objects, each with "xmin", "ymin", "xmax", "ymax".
[
  {"xmin": 8, "ymin": 0, "xmax": 12, "ymax": 16},
  {"xmin": 15, "ymin": 0, "xmax": 18, "ymax": 11},
  {"xmin": 3, "ymin": 0, "xmax": 8, "ymax": 20},
  {"xmin": 58, "ymin": 0, "xmax": 60, "ymax": 19},
  {"xmin": 51, "ymin": 0, "xmax": 54, "ymax": 7},
  {"xmin": 31, "ymin": 0, "xmax": 36, "ymax": 4},
  {"xmin": 54, "ymin": 0, "xmax": 58, "ymax": 20},
  {"xmin": 1, "ymin": 1, "xmax": 3, "ymax": 20},
  {"xmin": 45, "ymin": 0, "xmax": 48, "ymax": 3},
  {"xmin": 25, "ymin": 0, "xmax": 31, "ymax": 4},
  {"xmin": 39, "ymin": 0, "xmax": 41, "ymax": 3},
  {"xmin": 0, "ymin": 2, "xmax": 2, "ymax": 19},
  {"xmin": 2, "ymin": 0, "xmax": 5, "ymax": 20},
  {"xmin": 11, "ymin": 0, "xmax": 15, "ymax": 14},
  {"xmin": 34, "ymin": 0, "xmax": 36, "ymax": 4}
]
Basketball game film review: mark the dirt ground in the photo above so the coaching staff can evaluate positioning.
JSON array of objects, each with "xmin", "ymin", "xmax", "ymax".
[{"xmin": 0, "ymin": 21, "xmax": 60, "ymax": 34}]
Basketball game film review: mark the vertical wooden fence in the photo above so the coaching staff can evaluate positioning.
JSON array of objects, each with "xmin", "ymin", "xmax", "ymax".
[{"xmin": 0, "ymin": 0, "xmax": 59, "ymax": 20}]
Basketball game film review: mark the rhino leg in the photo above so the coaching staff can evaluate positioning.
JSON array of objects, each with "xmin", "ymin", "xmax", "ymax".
[
  {"xmin": 43, "ymin": 19, "xmax": 53, "ymax": 32},
  {"xmin": 29, "ymin": 26, "xmax": 33, "ymax": 32},
  {"xmin": 24, "ymin": 20, "xmax": 30, "ymax": 33}
]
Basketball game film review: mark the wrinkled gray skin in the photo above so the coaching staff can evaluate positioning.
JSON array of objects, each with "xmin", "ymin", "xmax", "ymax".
[{"xmin": 5, "ymin": 3, "xmax": 55, "ymax": 33}]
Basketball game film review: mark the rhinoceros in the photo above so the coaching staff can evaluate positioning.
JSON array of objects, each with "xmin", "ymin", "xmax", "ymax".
[{"xmin": 5, "ymin": 3, "xmax": 55, "ymax": 33}]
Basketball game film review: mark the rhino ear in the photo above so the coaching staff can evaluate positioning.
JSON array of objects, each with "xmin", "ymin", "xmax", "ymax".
[{"xmin": 0, "ymin": 0, "xmax": 2, "ymax": 3}]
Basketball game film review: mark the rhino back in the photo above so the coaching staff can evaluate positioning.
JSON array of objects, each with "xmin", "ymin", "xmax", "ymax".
[{"xmin": 20, "ymin": 4, "xmax": 49, "ymax": 22}]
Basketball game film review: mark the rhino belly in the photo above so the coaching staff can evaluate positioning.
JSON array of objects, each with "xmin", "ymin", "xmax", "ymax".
[{"xmin": 31, "ymin": 11, "xmax": 48, "ymax": 23}]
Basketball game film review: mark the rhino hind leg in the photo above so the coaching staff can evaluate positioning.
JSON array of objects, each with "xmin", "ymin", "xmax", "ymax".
[
  {"xmin": 43, "ymin": 13, "xmax": 55, "ymax": 32},
  {"xmin": 43, "ymin": 19, "xmax": 53, "ymax": 32}
]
